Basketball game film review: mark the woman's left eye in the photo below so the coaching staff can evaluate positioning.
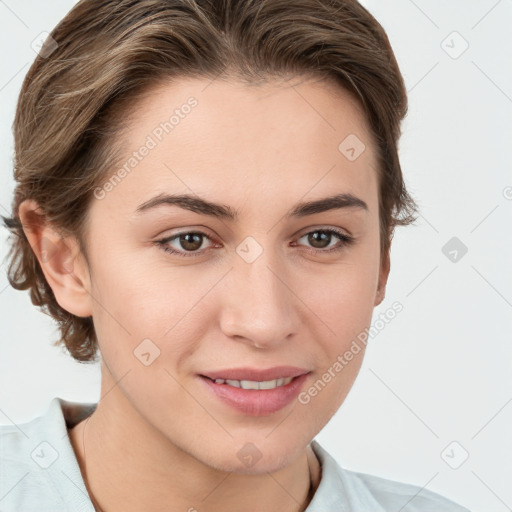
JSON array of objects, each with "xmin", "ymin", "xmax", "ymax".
[
  {"xmin": 295, "ymin": 229, "xmax": 355, "ymax": 253},
  {"xmin": 155, "ymin": 228, "xmax": 354, "ymax": 258}
]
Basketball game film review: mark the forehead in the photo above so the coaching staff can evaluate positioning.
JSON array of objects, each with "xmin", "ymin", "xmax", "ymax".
[{"xmin": 95, "ymin": 76, "xmax": 378, "ymax": 218}]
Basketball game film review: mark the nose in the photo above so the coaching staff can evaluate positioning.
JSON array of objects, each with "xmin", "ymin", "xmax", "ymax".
[{"xmin": 219, "ymin": 251, "xmax": 300, "ymax": 349}]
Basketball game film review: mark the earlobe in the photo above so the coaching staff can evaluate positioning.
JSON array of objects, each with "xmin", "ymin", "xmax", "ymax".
[
  {"xmin": 374, "ymin": 289, "xmax": 383, "ymax": 306},
  {"xmin": 18, "ymin": 199, "xmax": 93, "ymax": 318},
  {"xmin": 374, "ymin": 249, "xmax": 391, "ymax": 306}
]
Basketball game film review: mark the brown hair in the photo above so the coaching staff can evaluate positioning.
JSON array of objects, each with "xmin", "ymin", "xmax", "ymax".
[{"xmin": 2, "ymin": 0, "xmax": 418, "ymax": 362}]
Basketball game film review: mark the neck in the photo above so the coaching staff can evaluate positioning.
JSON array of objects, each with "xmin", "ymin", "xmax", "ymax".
[{"xmin": 68, "ymin": 383, "xmax": 321, "ymax": 512}]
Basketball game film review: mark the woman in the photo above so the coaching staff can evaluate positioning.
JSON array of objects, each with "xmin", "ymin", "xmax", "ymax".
[{"xmin": 0, "ymin": 0, "xmax": 471, "ymax": 510}]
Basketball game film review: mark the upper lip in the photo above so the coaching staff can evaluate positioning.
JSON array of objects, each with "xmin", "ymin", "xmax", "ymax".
[{"xmin": 201, "ymin": 366, "xmax": 310, "ymax": 382}]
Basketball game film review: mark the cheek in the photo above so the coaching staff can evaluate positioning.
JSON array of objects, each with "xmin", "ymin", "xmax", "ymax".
[
  {"xmin": 305, "ymin": 281, "xmax": 372, "ymax": 401},
  {"xmin": 304, "ymin": 255, "xmax": 379, "ymax": 340},
  {"xmin": 297, "ymin": 248, "xmax": 379, "ymax": 411},
  {"xmin": 89, "ymin": 243, "xmax": 171, "ymax": 322},
  {"xmin": 298, "ymin": 267, "xmax": 374, "ymax": 418},
  {"xmin": 88, "ymin": 246, "xmax": 211, "ymax": 362}
]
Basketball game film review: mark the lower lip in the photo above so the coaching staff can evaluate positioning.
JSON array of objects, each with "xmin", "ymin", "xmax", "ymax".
[{"xmin": 199, "ymin": 373, "xmax": 310, "ymax": 416}]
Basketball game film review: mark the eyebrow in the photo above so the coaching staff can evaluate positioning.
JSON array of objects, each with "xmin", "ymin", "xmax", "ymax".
[{"xmin": 134, "ymin": 192, "xmax": 368, "ymax": 220}]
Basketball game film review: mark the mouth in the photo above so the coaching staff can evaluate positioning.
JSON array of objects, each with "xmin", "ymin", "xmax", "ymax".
[{"xmin": 198, "ymin": 366, "xmax": 311, "ymax": 416}]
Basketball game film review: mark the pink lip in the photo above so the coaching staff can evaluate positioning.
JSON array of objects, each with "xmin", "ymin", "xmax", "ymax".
[{"xmin": 198, "ymin": 367, "xmax": 311, "ymax": 416}]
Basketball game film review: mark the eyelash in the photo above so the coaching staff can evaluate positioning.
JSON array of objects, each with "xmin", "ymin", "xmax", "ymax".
[{"xmin": 155, "ymin": 228, "xmax": 355, "ymax": 258}]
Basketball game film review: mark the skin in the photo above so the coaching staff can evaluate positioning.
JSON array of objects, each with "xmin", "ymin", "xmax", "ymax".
[{"xmin": 19, "ymin": 75, "xmax": 389, "ymax": 512}]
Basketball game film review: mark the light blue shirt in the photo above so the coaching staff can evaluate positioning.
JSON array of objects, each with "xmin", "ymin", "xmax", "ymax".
[{"xmin": 0, "ymin": 397, "xmax": 471, "ymax": 511}]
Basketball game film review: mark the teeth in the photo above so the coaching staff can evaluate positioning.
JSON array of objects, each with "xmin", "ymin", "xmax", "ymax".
[
  {"xmin": 212, "ymin": 377, "xmax": 294, "ymax": 390},
  {"xmin": 241, "ymin": 380, "xmax": 259, "ymax": 390},
  {"xmin": 258, "ymin": 379, "xmax": 277, "ymax": 390}
]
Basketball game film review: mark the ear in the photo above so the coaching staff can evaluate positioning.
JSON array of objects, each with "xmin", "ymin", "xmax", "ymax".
[
  {"xmin": 374, "ymin": 247, "xmax": 390, "ymax": 307},
  {"xmin": 18, "ymin": 199, "xmax": 93, "ymax": 318}
]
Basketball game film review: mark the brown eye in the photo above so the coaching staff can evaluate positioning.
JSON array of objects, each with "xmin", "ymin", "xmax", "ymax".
[
  {"xmin": 178, "ymin": 233, "xmax": 204, "ymax": 252},
  {"xmin": 156, "ymin": 231, "xmax": 213, "ymax": 257},
  {"xmin": 297, "ymin": 229, "xmax": 354, "ymax": 253},
  {"xmin": 307, "ymin": 231, "xmax": 332, "ymax": 249}
]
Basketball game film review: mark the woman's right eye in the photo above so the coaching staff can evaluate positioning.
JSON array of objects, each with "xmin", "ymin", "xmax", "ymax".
[{"xmin": 155, "ymin": 231, "xmax": 214, "ymax": 258}]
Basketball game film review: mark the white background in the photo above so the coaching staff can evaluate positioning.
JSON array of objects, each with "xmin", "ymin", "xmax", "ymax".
[{"xmin": 1, "ymin": 1, "xmax": 511, "ymax": 511}]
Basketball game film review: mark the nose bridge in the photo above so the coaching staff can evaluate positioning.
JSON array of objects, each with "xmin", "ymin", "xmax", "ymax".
[{"xmin": 219, "ymin": 243, "xmax": 299, "ymax": 347}]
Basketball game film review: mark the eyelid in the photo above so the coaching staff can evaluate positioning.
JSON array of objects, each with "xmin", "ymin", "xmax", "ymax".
[{"xmin": 295, "ymin": 224, "xmax": 352, "ymax": 239}]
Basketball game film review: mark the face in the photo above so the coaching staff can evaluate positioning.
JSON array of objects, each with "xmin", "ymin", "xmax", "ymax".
[{"xmin": 40, "ymin": 76, "xmax": 388, "ymax": 474}]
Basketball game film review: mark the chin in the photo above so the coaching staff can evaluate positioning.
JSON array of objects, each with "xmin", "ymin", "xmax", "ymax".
[
  {"xmin": 214, "ymin": 453, "xmax": 294, "ymax": 475},
  {"xmin": 196, "ymin": 436, "xmax": 306, "ymax": 475}
]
